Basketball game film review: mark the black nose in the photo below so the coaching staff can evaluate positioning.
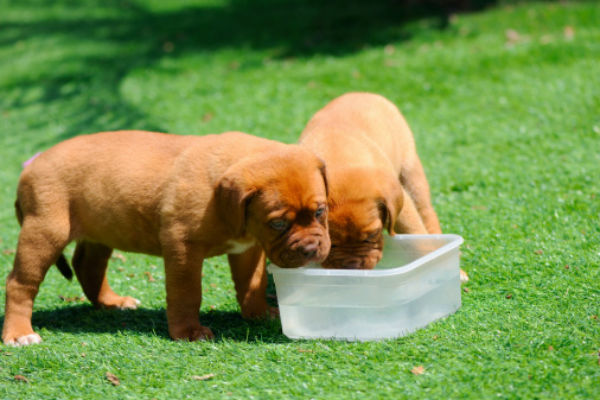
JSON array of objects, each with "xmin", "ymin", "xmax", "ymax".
[{"xmin": 342, "ymin": 258, "xmax": 362, "ymax": 269}]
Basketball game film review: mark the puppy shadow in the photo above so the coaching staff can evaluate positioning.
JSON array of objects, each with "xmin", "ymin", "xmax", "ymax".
[{"xmin": 0, "ymin": 305, "xmax": 290, "ymax": 344}]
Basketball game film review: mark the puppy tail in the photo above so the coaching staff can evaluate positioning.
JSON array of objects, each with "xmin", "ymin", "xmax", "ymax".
[
  {"xmin": 14, "ymin": 199, "xmax": 24, "ymax": 226},
  {"xmin": 15, "ymin": 200, "xmax": 73, "ymax": 281},
  {"xmin": 55, "ymin": 254, "xmax": 74, "ymax": 281}
]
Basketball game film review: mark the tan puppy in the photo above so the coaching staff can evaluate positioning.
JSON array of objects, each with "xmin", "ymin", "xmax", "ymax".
[
  {"xmin": 300, "ymin": 92, "xmax": 445, "ymax": 269},
  {"xmin": 3, "ymin": 130, "xmax": 330, "ymax": 346}
]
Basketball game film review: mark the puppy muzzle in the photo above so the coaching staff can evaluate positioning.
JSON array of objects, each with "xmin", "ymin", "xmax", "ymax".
[
  {"xmin": 272, "ymin": 236, "xmax": 329, "ymax": 268},
  {"xmin": 322, "ymin": 248, "xmax": 382, "ymax": 270}
]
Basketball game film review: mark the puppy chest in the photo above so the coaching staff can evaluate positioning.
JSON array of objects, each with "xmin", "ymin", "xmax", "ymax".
[{"xmin": 225, "ymin": 238, "xmax": 257, "ymax": 254}]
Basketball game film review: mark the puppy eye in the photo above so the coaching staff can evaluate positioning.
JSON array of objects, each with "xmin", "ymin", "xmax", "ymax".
[
  {"xmin": 315, "ymin": 207, "xmax": 326, "ymax": 218},
  {"xmin": 269, "ymin": 218, "xmax": 290, "ymax": 231},
  {"xmin": 364, "ymin": 230, "xmax": 381, "ymax": 243}
]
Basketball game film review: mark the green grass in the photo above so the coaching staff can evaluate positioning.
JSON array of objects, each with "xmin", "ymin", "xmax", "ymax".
[{"xmin": 1, "ymin": 0, "xmax": 599, "ymax": 398}]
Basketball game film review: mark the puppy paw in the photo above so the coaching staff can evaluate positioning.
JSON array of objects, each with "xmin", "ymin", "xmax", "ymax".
[
  {"xmin": 267, "ymin": 306, "xmax": 280, "ymax": 320},
  {"xmin": 98, "ymin": 296, "xmax": 140, "ymax": 310},
  {"xmin": 460, "ymin": 269, "xmax": 469, "ymax": 283},
  {"xmin": 170, "ymin": 324, "xmax": 214, "ymax": 342},
  {"xmin": 242, "ymin": 304, "xmax": 279, "ymax": 320},
  {"xmin": 117, "ymin": 296, "xmax": 141, "ymax": 310},
  {"xmin": 4, "ymin": 333, "xmax": 42, "ymax": 347}
]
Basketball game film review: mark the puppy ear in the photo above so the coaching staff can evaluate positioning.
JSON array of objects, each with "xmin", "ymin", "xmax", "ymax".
[
  {"xmin": 215, "ymin": 172, "xmax": 258, "ymax": 237},
  {"xmin": 317, "ymin": 159, "xmax": 329, "ymax": 197},
  {"xmin": 376, "ymin": 176, "xmax": 404, "ymax": 235}
]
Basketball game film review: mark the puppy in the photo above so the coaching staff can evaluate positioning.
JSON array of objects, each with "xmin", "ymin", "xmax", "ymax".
[
  {"xmin": 300, "ymin": 93, "xmax": 465, "ymax": 277},
  {"xmin": 3, "ymin": 130, "xmax": 330, "ymax": 346}
]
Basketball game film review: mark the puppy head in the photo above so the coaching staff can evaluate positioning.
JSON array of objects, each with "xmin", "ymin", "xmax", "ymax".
[
  {"xmin": 322, "ymin": 167, "xmax": 403, "ymax": 270},
  {"xmin": 216, "ymin": 145, "xmax": 330, "ymax": 268}
]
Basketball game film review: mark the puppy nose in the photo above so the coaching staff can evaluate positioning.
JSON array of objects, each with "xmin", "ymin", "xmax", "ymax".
[
  {"xmin": 299, "ymin": 242, "xmax": 319, "ymax": 259},
  {"xmin": 342, "ymin": 258, "xmax": 362, "ymax": 269}
]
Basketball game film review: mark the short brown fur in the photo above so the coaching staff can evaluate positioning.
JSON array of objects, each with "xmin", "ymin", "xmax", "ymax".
[
  {"xmin": 3, "ymin": 130, "xmax": 330, "ymax": 346},
  {"xmin": 300, "ymin": 92, "xmax": 441, "ymax": 269}
]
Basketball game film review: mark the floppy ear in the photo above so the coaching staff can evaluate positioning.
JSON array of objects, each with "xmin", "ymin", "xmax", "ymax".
[
  {"xmin": 376, "ymin": 175, "xmax": 404, "ymax": 235},
  {"xmin": 215, "ymin": 171, "xmax": 258, "ymax": 237},
  {"xmin": 317, "ymin": 159, "xmax": 329, "ymax": 197}
]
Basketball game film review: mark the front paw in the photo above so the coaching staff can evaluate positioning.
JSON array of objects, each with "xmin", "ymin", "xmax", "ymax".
[
  {"xmin": 3, "ymin": 332, "xmax": 42, "ymax": 347},
  {"xmin": 169, "ymin": 323, "xmax": 214, "ymax": 342},
  {"xmin": 460, "ymin": 269, "xmax": 469, "ymax": 283},
  {"xmin": 242, "ymin": 303, "xmax": 279, "ymax": 320},
  {"xmin": 266, "ymin": 306, "xmax": 280, "ymax": 320}
]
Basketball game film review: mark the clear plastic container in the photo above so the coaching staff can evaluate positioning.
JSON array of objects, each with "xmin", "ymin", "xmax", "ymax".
[{"xmin": 267, "ymin": 234, "xmax": 463, "ymax": 341}]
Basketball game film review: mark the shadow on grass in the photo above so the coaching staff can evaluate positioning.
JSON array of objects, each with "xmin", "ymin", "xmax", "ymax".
[
  {"xmin": 2, "ymin": 0, "xmax": 497, "ymax": 145},
  {"xmin": 3, "ymin": 0, "xmax": 499, "ymax": 58},
  {"xmin": 0, "ymin": 305, "xmax": 289, "ymax": 343}
]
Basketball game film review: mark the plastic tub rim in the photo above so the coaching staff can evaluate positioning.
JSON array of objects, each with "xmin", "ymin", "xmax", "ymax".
[{"xmin": 267, "ymin": 234, "xmax": 463, "ymax": 278}]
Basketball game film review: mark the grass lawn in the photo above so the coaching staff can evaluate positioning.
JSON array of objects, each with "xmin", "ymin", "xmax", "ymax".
[{"xmin": 1, "ymin": 0, "xmax": 599, "ymax": 398}]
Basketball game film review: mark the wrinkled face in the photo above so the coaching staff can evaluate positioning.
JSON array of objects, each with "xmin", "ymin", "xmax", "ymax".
[
  {"xmin": 322, "ymin": 200, "xmax": 385, "ymax": 270},
  {"xmin": 216, "ymin": 145, "xmax": 333, "ymax": 268},
  {"xmin": 246, "ymin": 168, "xmax": 331, "ymax": 268}
]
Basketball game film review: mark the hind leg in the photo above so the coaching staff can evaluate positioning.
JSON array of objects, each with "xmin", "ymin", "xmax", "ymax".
[
  {"xmin": 394, "ymin": 187, "xmax": 428, "ymax": 234},
  {"xmin": 400, "ymin": 158, "xmax": 469, "ymax": 282},
  {"xmin": 2, "ymin": 219, "xmax": 69, "ymax": 346},
  {"xmin": 400, "ymin": 156, "xmax": 442, "ymax": 234},
  {"xmin": 72, "ymin": 241, "xmax": 140, "ymax": 309}
]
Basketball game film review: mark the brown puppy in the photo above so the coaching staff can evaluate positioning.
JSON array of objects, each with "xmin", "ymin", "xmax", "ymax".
[
  {"xmin": 300, "ymin": 92, "xmax": 445, "ymax": 270},
  {"xmin": 3, "ymin": 130, "xmax": 330, "ymax": 346}
]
